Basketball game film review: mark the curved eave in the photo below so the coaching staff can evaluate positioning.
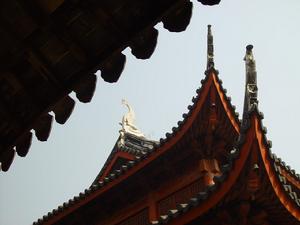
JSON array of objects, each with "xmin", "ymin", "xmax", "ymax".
[
  {"xmin": 34, "ymin": 70, "xmax": 214, "ymax": 224},
  {"xmin": 253, "ymin": 107, "xmax": 300, "ymax": 220},
  {"xmin": 1, "ymin": 0, "xmax": 221, "ymax": 172},
  {"xmin": 277, "ymin": 164, "xmax": 300, "ymax": 191},
  {"xmin": 152, "ymin": 109, "xmax": 255, "ymax": 225},
  {"xmin": 153, "ymin": 106, "xmax": 299, "ymax": 225},
  {"xmin": 33, "ymin": 69, "xmax": 240, "ymax": 224},
  {"xmin": 271, "ymin": 153, "xmax": 300, "ymax": 186},
  {"xmin": 159, "ymin": 69, "xmax": 240, "ymax": 150},
  {"xmin": 209, "ymin": 68, "xmax": 240, "ymax": 133}
]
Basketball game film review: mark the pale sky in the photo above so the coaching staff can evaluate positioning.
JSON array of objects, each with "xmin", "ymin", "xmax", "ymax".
[{"xmin": 1, "ymin": 0, "xmax": 300, "ymax": 224}]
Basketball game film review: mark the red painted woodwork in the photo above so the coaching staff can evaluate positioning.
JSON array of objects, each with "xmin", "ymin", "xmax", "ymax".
[
  {"xmin": 199, "ymin": 159, "xmax": 221, "ymax": 185},
  {"xmin": 117, "ymin": 208, "xmax": 149, "ymax": 225},
  {"xmin": 158, "ymin": 178, "xmax": 202, "ymax": 215},
  {"xmin": 255, "ymin": 115, "xmax": 300, "ymax": 221},
  {"xmin": 166, "ymin": 115, "xmax": 256, "ymax": 225},
  {"xmin": 100, "ymin": 151, "xmax": 135, "ymax": 180},
  {"xmin": 212, "ymin": 74, "xmax": 240, "ymax": 133}
]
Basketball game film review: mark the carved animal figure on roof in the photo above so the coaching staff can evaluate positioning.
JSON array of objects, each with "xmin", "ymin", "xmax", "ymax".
[{"xmin": 118, "ymin": 99, "xmax": 145, "ymax": 147}]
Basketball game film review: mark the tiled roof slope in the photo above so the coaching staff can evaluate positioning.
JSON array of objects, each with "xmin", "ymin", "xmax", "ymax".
[
  {"xmin": 150, "ymin": 105, "xmax": 300, "ymax": 224},
  {"xmin": 32, "ymin": 41, "xmax": 300, "ymax": 225},
  {"xmin": 272, "ymin": 153, "xmax": 300, "ymax": 184},
  {"xmin": 0, "ymin": 0, "xmax": 221, "ymax": 172},
  {"xmin": 92, "ymin": 133, "xmax": 157, "ymax": 186},
  {"xmin": 33, "ymin": 65, "xmax": 241, "ymax": 224},
  {"xmin": 248, "ymin": 106, "xmax": 300, "ymax": 221},
  {"xmin": 33, "ymin": 104, "xmax": 300, "ymax": 225},
  {"xmin": 150, "ymin": 109, "xmax": 254, "ymax": 225}
]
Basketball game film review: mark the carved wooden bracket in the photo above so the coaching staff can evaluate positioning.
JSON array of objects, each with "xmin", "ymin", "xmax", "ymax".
[{"xmin": 199, "ymin": 158, "xmax": 221, "ymax": 186}]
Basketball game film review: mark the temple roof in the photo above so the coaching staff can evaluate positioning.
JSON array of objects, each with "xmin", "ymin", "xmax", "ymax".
[
  {"xmin": 33, "ymin": 72, "xmax": 241, "ymax": 225},
  {"xmin": 91, "ymin": 131, "xmax": 157, "ymax": 186},
  {"xmin": 33, "ymin": 26, "xmax": 243, "ymax": 225},
  {"xmin": 0, "ymin": 0, "xmax": 221, "ymax": 172},
  {"xmin": 32, "ymin": 29, "xmax": 300, "ymax": 225},
  {"xmin": 91, "ymin": 99, "xmax": 158, "ymax": 184},
  {"xmin": 149, "ymin": 46, "xmax": 300, "ymax": 224},
  {"xmin": 151, "ymin": 105, "xmax": 300, "ymax": 224}
]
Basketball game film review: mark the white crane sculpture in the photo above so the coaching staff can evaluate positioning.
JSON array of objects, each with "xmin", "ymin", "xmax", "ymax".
[{"xmin": 118, "ymin": 99, "xmax": 145, "ymax": 146}]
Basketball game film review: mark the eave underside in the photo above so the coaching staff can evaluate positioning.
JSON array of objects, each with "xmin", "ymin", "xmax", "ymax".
[{"xmin": 0, "ymin": 0, "xmax": 220, "ymax": 171}]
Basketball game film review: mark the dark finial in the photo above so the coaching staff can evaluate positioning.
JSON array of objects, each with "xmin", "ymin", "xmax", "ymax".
[
  {"xmin": 208, "ymin": 24, "xmax": 212, "ymax": 35},
  {"xmin": 243, "ymin": 44, "xmax": 258, "ymax": 117},
  {"xmin": 246, "ymin": 44, "xmax": 253, "ymax": 51},
  {"xmin": 207, "ymin": 25, "xmax": 214, "ymax": 70}
]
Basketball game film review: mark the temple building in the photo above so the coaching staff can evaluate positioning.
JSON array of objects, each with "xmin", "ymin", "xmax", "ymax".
[{"xmin": 33, "ymin": 26, "xmax": 300, "ymax": 225}]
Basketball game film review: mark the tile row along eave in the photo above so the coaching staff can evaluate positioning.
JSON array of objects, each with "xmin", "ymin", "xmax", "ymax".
[
  {"xmin": 151, "ymin": 105, "xmax": 300, "ymax": 224},
  {"xmin": 32, "ymin": 67, "xmax": 241, "ymax": 225}
]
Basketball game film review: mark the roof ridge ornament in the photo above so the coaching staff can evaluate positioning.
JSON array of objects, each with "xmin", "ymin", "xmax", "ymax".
[
  {"xmin": 243, "ymin": 45, "xmax": 258, "ymax": 116},
  {"xmin": 207, "ymin": 24, "xmax": 214, "ymax": 70},
  {"xmin": 118, "ymin": 99, "xmax": 145, "ymax": 146}
]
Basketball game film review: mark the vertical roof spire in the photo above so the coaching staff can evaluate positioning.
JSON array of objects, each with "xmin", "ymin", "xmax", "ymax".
[
  {"xmin": 243, "ymin": 45, "xmax": 258, "ymax": 115},
  {"xmin": 207, "ymin": 25, "xmax": 214, "ymax": 69}
]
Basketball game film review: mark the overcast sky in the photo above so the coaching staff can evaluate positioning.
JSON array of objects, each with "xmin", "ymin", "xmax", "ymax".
[{"xmin": 1, "ymin": 0, "xmax": 300, "ymax": 224}]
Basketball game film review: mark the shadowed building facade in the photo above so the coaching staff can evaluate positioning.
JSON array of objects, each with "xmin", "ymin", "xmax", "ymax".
[{"xmin": 33, "ymin": 26, "xmax": 300, "ymax": 225}]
